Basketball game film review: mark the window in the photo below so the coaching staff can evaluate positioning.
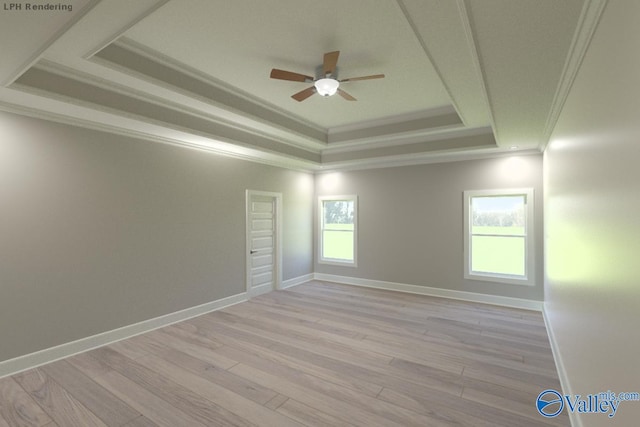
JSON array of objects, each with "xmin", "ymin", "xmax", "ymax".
[
  {"xmin": 319, "ymin": 196, "xmax": 357, "ymax": 266},
  {"xmin": 463, "ymin": 189, "xmax": 534, "ymax": 285}
]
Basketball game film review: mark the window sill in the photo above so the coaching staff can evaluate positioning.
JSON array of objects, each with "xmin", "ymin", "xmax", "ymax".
[
  {"xmin": 465, "ymin": 272, "xmax": 535, "ymax": 286},
  {"xmin": 319, "ymin": 259, "xmax": 358, "ymax": 268}
]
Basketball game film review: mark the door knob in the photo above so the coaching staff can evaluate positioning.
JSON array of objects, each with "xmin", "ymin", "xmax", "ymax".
[{"xmin": 250, "ymin": 250, "xmax": 258, "ymax": 254}]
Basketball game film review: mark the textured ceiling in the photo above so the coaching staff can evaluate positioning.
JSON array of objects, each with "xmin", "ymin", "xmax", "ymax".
[{"xmin": 0, "ymin": 0, "xmax": 604, "ymax": 171}]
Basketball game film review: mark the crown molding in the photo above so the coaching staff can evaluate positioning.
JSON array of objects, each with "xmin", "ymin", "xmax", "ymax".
[
  {"xmin": 8, "ymin": 61, "xmax": 520, "ymax": 173},
  {"xmin": 327, "ymin": 105, "xmax": 457, "ymax": 135},
  {"xmin": 322, "ymin": 131, "xmax": 496, "ymax": 164},
  {"xmin": 317, "ymin": 146, "xmax": 541, "ymax": 173},
  {"xmin": 91, "ymin": 40, "xmax": 487, "ymax": 157},
  {"xmin": 323, "ymin": 125, "xmax": 494, "ymax": 156},
  {"xmin": 0, "ymin": 99, "xmax": 320, "ymax": 172},
  {"xmin": 39, "ymin": 59, "xmax": 322, "ymax": 155},
  {"xmin": 13, "ymin": 58, "xmax": 513, "ymax": 174},
  {"xmin": 327, "ymin": 109, "xmax": 463, "ymax": 145},
  {"xmin": 92, "ymin": 38, "xmax": 327, "ymax": 146},
  {"xmin": 539, "ymin": 0, "xmax": 608, "ymax": 152},
  {"xmin": 13, "ymin": 62, "xmax": 321, "ymax": 160},
  {"xmin": 0, "ymin": 91, "xmax": 538, "ymax": 175}
]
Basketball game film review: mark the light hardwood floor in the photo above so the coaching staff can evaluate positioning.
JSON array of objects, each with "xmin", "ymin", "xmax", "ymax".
[{"xmin": 0, "ymin": 281, "xmax": 569, "ymax": 426}]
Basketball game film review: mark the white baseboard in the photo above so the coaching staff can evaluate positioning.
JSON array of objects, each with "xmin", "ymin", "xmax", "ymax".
[
  {"xmin": 0, "ymin": 274, "xmax": 544, "ymax": 380},
  {"xmin": 281, "ymin": 273, "xmax": 314, "ymax": 290},
  {"xmin": 313, "ymin": 273, "xmax": 543, "ymax": 311},
  {"xmin": 248, "ymin": 283, "xmax": 273, "ymax": 298},
  {"xmin": 0, "ymin": 292, "xmax": 247, "ymax": 379},
  {"xmin": 543, "ymin": 304, "xmax": 580, "ymax": 427}
]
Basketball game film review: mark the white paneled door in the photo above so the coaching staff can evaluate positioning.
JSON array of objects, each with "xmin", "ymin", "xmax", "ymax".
[{"xmin": 246, "ymin": 190, "xmax": 282, "ymax": 297}]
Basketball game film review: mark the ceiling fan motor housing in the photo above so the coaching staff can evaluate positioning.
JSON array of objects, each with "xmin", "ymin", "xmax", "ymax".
[{"xmin": 315, "ymin": 65, "xmax": 339, "ymax": 81}]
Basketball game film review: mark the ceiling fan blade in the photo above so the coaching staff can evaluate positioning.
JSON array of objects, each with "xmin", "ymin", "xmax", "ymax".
[
  {"xmin": 340, "ymin": 74, "xmax": 385, "ymax": 82},
  {"xmin": 270, "ymin": 69, "xmax": 314, "ymax": 82},
  {"xmin": 337, "ymin": 88, "xmax": 356, "ymax": 101},
  {"xmin": 291, "ymin": 86, "xmax": 316, "ymax": 102},
  {"xmin": 323, "ymin": 51, "xmax": 340, "ymax": 76}
]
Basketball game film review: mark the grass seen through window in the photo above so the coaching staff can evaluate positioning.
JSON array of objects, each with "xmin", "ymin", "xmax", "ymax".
[
  {"xmin": 471, "ymin": 195, "xmax": 526, "ymax": 277},
  {"xmin": 471, "ymin": 226, "xmax": 525, "ymax": 276},
  {"xmin": 321, "ymin": 198, "xmax": 356, "ymax": 263},
  {"xmin": 322, "ymin": 223, "xmax": 354, "ymax": 260}
]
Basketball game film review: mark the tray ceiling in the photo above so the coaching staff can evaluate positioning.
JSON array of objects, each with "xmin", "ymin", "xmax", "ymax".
[
  {"xmin": 123, "ymin": 0, "xmax": 452, "ymax": 129},
  {"xmin": 0, "ymin": 0, "xmax": 603, "ymax": 171}
]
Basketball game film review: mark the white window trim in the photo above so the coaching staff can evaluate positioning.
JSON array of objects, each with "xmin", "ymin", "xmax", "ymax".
[
  {"xmin": 318, "ymin": 195, "xmax": 358, "ymax": 267},
  {"xmin": 463, "ymin": 188, "xmax": 535, "ymax": 286}
]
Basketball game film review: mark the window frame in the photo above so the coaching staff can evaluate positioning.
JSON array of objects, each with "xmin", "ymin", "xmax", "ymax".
[
  {"xmin": 463, "ymin": 188, "xmax": 535, "ymax": 286},
  {"xmin": 318, "ymin": 195, "xmax": 358, "ymax": 267}
]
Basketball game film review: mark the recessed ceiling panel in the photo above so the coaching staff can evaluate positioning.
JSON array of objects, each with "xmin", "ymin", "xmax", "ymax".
[{"xmin": 123, "ymin": 0, "xmax": 453, "ymax": 129}]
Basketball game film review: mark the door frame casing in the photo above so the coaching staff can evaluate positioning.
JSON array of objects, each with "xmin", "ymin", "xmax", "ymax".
[{"xmin": 245, "ymin": 190, "xmax": 283, "ymax": 297}]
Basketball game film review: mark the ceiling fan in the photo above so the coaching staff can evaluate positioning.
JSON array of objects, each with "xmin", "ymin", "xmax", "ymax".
[{"xmin": 270, "ymin": 50, "xmax": 385, "ymax": 102}]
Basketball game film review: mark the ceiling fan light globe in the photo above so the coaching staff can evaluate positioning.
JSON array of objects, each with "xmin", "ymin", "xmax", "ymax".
[{"xmin": 314, "ymin": 78, "xmax": 339, "ymax": 96}]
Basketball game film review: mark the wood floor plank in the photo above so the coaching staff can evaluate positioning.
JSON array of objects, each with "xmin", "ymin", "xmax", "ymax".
[
  {"xmin": 205, "ymin": 310, "xmax": 397, "ymax": 367},
  {"xmin": 226, "ymin": 300, "xmax": 324, "ymax": 323},
  {"xmin": 66, "ymin": 353, "xmax": 112, "ymax": 379},
  {"xmin": 120, "ymin": 415, "xmax": 158, "ymax": 427},
  {"xmin": 91, "ymin": 370, "xmax": 206, "ymax": 427},
  {"xmin": 277, "ymin": 398, "xmax": 356, "ymax": 427},
  {"xmin": 378, "ymin": 383, "xmax": 554, "ymax": 427},
  {"xmin": 229, "ymin": 362, "xmax": 421, "ymax": 427},
  {"xmin": 39, "ymin": 360, "xmax": 141, "ymax": 426},
  {"xmin": 134, "ymin": 353, "xmax": 303, "ymax": 427},
  {"xmin": 463, "ymin": 364, "xmax": 563, "ymax": 396},
  {"xmin": 377, "ymin": 386, "xmax": 501, "ymax": 427},
  {"xmin": 228, "ymin": 302, "xmax": 367, "ymax": 340},
  {"xmin": 143, "ymin": 328, "xmax": 239, "ymax": 370},
  {"xmin": 0, "ymin": 377, "xmax": 51, "ymax": 427},
  {"xmin": 127, "ymin": 332, "xmax": 276, "ymax": 405},
  {"xmin": 259, "ymin": 291, "xmax": 430, "ymax": 333},
  {"xmin": 217, "ymin": 344, "xmax": 456, "ymax": 427},
  {"xmin": 13, "ymin": 369, "xmax": 107, "ymax": 427},
  {"xmin": 481, "ymin": 328, "xmax": 552, "ymax": 347},
  {"xmin": 263, "ymin": 394, "xmax": 289, "ymax": 411},
  {"xmin": 235, "ymin": 301, "xmax": 489, "ymax": 372},
  {"xmin": 461, "ymin": 376, "xmax": 571, "ymax": 426},
  {"xmin": 257, "ymin": 296, "xmax": 429, "ymax": 337},
  {"xmin": 463, "ymin": 359, "xmax": 563, "ymax": 389},
  {"xmin": 192, "ymin": 311, "xmax": 404, "ymax": 377},
  {"xmin": 170, "ymin": 321, "xmax": 386, "ymax": 398},
  {"xmin": 152, "ymin": 322, "xmax": 226, "ymax": 352},
  {"xmin": 90, "ymin": 347, "xmax": 254, "ymax": 427},
  {"xmin": 268, "ymin": 340, "xmax": 463, "ymax": 397},
  {"xmin": 0, "ymin": 281, "xmax": 566, "ymax": 427}
]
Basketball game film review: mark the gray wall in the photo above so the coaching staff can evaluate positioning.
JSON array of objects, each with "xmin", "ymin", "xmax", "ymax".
[
  {"xmin": 0, "ymin": 109, "xmax": 545, "ymax": 365},
  {"xmin": 315, "ymin": 155, "xmax": 544, "ymax": 301},
  {"xmin": 0, "ymin": 111, "xmax": 314, "ymax": 363},
  {"xmin": 544, "ymin": 1, "xmax": 640, "ymax": 425}
]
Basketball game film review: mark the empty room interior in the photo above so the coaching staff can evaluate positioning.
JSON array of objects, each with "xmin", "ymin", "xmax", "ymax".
[{"xmin": 1, "ymin": 1, "xmax": 639, "ymax": 426}]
